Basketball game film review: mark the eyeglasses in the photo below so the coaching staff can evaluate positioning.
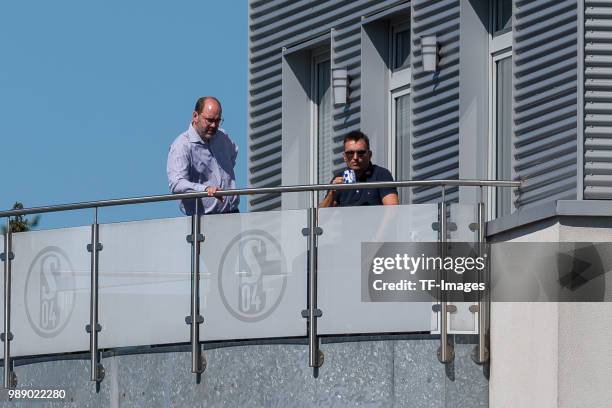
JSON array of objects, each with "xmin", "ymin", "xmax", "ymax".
[
  {"xmin": 344, "ymin": 149, "xmax": 368, "ymax": 158},
  {"xmin": 202, "ymin": 115, "xmax": 223, "ymax": 126}
]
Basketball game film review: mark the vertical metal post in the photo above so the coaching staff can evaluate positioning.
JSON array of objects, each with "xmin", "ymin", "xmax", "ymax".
[
  {"xmin": 2, "ymin": 218, "xmax": 16, "ymax": 389},
  {"xmin": 305, "ymin": 191, "xmax": 323, "ymax": 369},
  {"xmin": 438, "ymin": 187, "xmax": 454, "ymax": 364},
  {"xmin": 188, "ymin": 199, "xmax": 205, "ymax": 376},
  {"xmin": 87, "ymin": 208, "xmax": 104, "ymax": 383},
  {"xmin": 472, "ymin": 188, "xmax": 490, "ymax": 364}
]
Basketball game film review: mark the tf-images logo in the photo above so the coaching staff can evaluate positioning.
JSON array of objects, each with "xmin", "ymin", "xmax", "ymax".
[
  {"xmin": 25, "ymin": 247, "xmax": 76, "ymax": 338},
  {"xmin": 218, "ymin": 230, "xmax": 287, "ymax": 322}
]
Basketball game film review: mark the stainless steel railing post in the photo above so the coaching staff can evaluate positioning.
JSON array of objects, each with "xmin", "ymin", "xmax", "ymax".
[
  {"xmin": 87, "ymin": 208, "xmax": 104, "ymax": 384},
  {"xmin": 2, "ymin": 218, "xmax": 17, "ymax": 389},
  {"xmin": 471, "ymin": 189, "xmax": 490, "ymax": 365},
  {"xmin": 437, "ymin": 187, "xmax": 455, "ymax": 364},
  {"xmin": 187, "ymin": 199, "xmax": 205, "ymax": 378},
  {"xmin": 303, "ymin": 191, "xmax": 323, "ymax": 371}
]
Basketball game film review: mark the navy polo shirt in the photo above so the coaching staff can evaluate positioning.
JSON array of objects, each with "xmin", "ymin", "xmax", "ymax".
[{"xmin": 332, "ymin": 164, "xmax": 398, "ymax": 206}]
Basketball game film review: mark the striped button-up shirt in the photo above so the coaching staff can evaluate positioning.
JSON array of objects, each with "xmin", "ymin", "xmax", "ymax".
[{"xmin": 167, "ymin": 124, "xmax": 240, "ymax": 214}]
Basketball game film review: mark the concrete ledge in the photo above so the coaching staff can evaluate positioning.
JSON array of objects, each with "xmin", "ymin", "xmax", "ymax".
[
  {"xmin": 487, "ymin": 200, "xmax": 612, "ymax": 237},
  {"xmin": 0, "ymin": 339, "xmax": 487, "ymax": 408}
]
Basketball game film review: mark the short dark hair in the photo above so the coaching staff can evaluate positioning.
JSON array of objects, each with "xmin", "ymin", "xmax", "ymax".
[
  {"xmin": 343, "ymin": 130, "xmax": 370, "ymax": 150},
  {"xmin": 194, "ymin": 96, "xmax": 222, "ymax": 114}
]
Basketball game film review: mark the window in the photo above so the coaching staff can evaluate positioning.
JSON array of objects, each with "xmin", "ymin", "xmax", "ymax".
[
  {"xmin": 493, "ymin": 0, "xmax": 512, "ymax": 34},
  {"xmin": 312, "ymin": 51, "xmax": 332, "ymax": 199},
  {"xmin": 389, "ymin": 20, "xmax": 411, "ymax": 203},
  {"xmin": 493, "ymin": 55, "xmax": 512, "ymax": 217},
  {"xmin": 392, "ymin": 22, "xmax": 411, "ymax": 71},
  {"xmin": 280, "ymin": 35, "xmax": 331, "ymax": 210},
  {"xmin": 392, "ymin": 88, "xmax": 411, "ymax": 203},
  {"xmin": 489, "ymin": 0, "xmax": 513, "ymax": 217},
  {"xmin": 360, "ymin": 9, "xmax": 411, "ymax": 198},
  {"xmin": 389, "ymin": 20, "xmax": 411, "ymax": 91}
]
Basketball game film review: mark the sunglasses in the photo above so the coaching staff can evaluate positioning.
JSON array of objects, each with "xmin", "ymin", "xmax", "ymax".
[{"xmin": 344, "ymin": 149, "xmax": 368, "ymax": 158}]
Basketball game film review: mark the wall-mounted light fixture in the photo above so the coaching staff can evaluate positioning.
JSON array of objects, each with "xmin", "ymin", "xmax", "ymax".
[
  {"xmin": 421, "ymin": 35, "xmax": 438, "ymax": 73},
  {"xmin": 332, "ymin": 68, "xmax": 349, "ymax": 105}
]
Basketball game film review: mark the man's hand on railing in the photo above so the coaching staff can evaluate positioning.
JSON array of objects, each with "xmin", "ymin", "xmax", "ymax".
[
  {"xmin": 204, "ymin": 186, "xmax": 224, "ymax": 202},
  {"xmin": 319, "ymin": 176, "xmax": 343, "ymax": 208},
  {"xmin": 329, "ymin": 176, "xmax": 343, "ymax": 193}
]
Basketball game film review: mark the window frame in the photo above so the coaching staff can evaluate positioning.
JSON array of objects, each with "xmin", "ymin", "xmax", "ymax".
[
  {"xmin": 490, "ymin": 51, "xmax": 513, "ymax": 218},
  {"xmin": 389, "ymin": 19, "xmax": 412, "ymax": 91},
  {"xmin": 388, "ymin": 18, "xmax": 412, "ymax": 200},
  {"xmin": 492, "ymin": 0, "xmax": 512, "ymax": 36},
  {"xmin": 390, "ymin": 21, "xmax": 412, "ymax": 72},
  {"xmin": 488, "ymin": 0, "xmax": 513, "ymax": 219},
  {"xmin": 310, "ymin": 48, "xmax": 331, "ymax": 186},
  {"xmin": 390, "ymin": 85, "xmax": 412, "ymax": 202}
]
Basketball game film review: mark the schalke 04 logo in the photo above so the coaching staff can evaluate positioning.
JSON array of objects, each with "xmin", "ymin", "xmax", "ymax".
[
  {"xmin": 218, "ymin": 230, "xmax": 287, "ymax": 322},
  {"xmin": 25, "ymin": 247, "xmax": 76, "ymax": 338}
]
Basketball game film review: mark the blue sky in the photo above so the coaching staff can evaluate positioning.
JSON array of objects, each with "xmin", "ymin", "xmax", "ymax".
[{"xmin": 0, "ymin": 1, "xmax": 247, "ymax": 229}]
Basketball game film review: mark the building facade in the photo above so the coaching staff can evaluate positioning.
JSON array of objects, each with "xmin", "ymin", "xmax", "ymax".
[
  {"xmin": 247, "ymin": 0, "xmax": 590, "ymax": 219},
  {"xmin": 248, "ymin": 1, "xmax": 612, "ymax": 406}
]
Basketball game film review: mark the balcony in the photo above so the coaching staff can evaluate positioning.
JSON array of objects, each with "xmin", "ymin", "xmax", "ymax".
[{"xmin": 0, "ymin": 180, "xmax": 517, "ymax": 406}]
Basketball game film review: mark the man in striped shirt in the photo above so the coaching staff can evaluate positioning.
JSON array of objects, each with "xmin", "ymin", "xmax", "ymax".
[{"xmin": 167, "ymin": 96, "xmax": 240, "ymax": 215}]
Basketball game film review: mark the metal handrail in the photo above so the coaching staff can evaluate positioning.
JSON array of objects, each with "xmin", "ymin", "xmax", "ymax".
[{"xmin": 0, "ymin": 179, "xmax": 521, "ymax": 218}]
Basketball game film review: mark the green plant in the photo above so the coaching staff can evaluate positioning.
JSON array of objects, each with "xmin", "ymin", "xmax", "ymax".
[{"xmin": 1, "ymin": 202, "xmax": 40, "ymax": 234}]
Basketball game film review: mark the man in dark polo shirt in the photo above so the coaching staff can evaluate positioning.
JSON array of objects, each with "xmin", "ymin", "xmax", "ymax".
[{"xmin": 320, "ymin": 131, "xmax": 399, "ymax": 207}]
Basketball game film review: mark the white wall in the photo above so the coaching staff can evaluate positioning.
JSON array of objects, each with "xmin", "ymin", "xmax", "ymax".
[{"xmin": 490, "ymin": 218, "xmax": 612, "ymax": 408}]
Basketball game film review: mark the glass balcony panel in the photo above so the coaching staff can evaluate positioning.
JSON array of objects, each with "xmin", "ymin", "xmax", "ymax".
[
  {"xmin": 98, "ymin": 217, "xmax": 191, "ymax": 348},
  {"xmin": 4, "ymin": 203, "xmax": 488, "ymax": 353},
  {"xmin": 448, "ymin": 203, "xmax": 479, "ymax": 333},
  {"xmin": 450, "ymin": 203, "xmax": 478, "ymax": 242},
  {"xmin": 318, "ymin": 204, "xmax": 438, "ymax": 335},
  {"xmin": 199, "ymin": 210, "xmax": 307, "ymax": 340},
  {"xmin": 97, "ymin": 210, "xmax": 307, "ymax": 349},
  {"xmin": 9, "ymin": 227, "xmax": 92, "ymax": 356}
]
